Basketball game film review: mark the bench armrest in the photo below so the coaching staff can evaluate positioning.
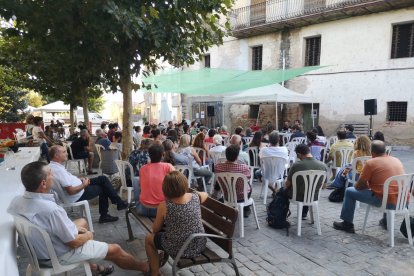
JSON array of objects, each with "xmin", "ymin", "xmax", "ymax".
[{"xmin": 173, "ymin": 233, "xmax": 231, "ymax": 267}]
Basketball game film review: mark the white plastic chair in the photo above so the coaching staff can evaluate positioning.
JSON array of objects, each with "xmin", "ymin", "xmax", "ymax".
[
  {"xmin": 205, "ymin": 142, "xmax": 215, "ymax": 151},
  {"xmin": 174, "ymin": 165, "xmax": 193, "ymax": 187},
  {"xmin": 362, "ymin": 174, "xmax": 414, "ymax": 247},
  {"xmin": 291, "ymin": 170, "xmax": 327, "ymax": 236},
  {"xmin": 260, "ymin": 156, "xmax": 288, "ymax": 204},
  {"xmin": 291, "ymin": 137, "xmax": 306, "ymax": 144},
  {"xmin": 215, "ymin": 172, "xmax": 260, "ymax": 238},
  {"xmin": 13, "ymin": 215, "xmax": 93, "ymax": 276},
  {"xmin": 95, "ymin": 144, "xmax": 105, "ymax": 173},
  {"xmin": 51, "ymin": 184, "xmax": 94, "ymax": 233},
  {"xmin": 209, "ymin": 150, "xmax": 225, "ymax": 165},
  {"xmin": 193, "ymin": 147, "xmax": 207, "ymax": 167},
  {"xmin": 114, "ymin": 160, "xmax": 134, "ymax": 204},
  {"xmin": 328, "ymin": 147, "xmax": 354, "ymax": 181},
  {"xmin": 285, "ymin": 142, "xmax": 299, "ymax": 166},
  {"xmin": 385, "ymin": 146, "xmax": 392, "ymax": 156},
  {"xmin": 247, "ymin": 147, "xmax": 260, "ymax": 187},
  {"xmin": 62, "ymin": 142, "xmax": 86, "ymax": 175},
  {"xmin": 242, "ymin": 136, "xmax": 253, "ymax": 145},
  {"xmin": 326, "ymin": 136, "xmax": 338, "ymax": 151},
  {"xmin": 310, "ymin": 145, "xmax": 324, "ymax": 162},
  {"xmin": 346, "ymin": 138, "xmax": 356, "ymax": 144},
  {"xmin": 282, "ymin": 133, "xmax": 292, "ymax": 146}
]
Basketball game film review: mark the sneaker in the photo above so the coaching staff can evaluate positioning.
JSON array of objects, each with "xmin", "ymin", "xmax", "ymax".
[
  {"xmin": 99, "ymin": 214, "xmax": 119, "ymax": 223},
  {"xmin": 333, "ymin": 221, "xmax": 355, "ymax": 233},
  {"xmin": 379, "ymin": 218, "xmax": 387, "ymax": 230},
  {"xmin": 117, "ymin": 201, "xmax": 128, "ymax": 211}
]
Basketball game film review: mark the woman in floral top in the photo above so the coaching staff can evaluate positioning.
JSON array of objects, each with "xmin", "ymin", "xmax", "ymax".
[{"xmin": 128, "ymin": 138, "xmax": 153, "ymax": 177}]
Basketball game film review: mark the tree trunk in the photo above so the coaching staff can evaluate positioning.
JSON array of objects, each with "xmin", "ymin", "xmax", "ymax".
[
  {"xmin": 119, "ymin": 69, "xmax": 133, "ymax": 160},
  {"xmin": 81, "ymin": 87, "xmax": 90, "ymax": 131},
  {"xmin": 69, "ymin": 103, "xmax": 75, "ymax": 135}
]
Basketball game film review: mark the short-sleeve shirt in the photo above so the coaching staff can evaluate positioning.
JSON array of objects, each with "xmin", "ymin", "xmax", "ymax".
[
  {"xmin": 287, "ymin": 157, "xmax": 327, "ymax": 201},
  {"xmin": 32, "ymin": 126, "xmax": 46, "ymax": 143},
  {"xmin": 139, "ymin": 162, "xmax": 174, "ymax": 206},
  {"xmin": 96, "ymin": 137, "xmax": 111, "ymax": 150},
  {"xmin": 7, "ymin": 192, "xmax": 78, "ymax": 259},
  {"xmin": 49, "ymin": 161, "xmax": 83, "ymax": 202},
  {"xmin": 70, "ymin": 138, "xmax": 88, "ymax": 157},
  {"xmin": 359, "ymin": 155, "xmax": 404, "ymax": 205},
  {"xmin": 329, "ymin": 140, "xmax": 354, "ymax": 166}
]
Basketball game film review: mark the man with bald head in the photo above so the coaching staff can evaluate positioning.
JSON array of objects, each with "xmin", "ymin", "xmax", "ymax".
[
  {"xmin": 229, "ymin": 134, "xmax": 249, "ymax": 165},
  {"xmin": 333, "ymin": 140, "xmax": 404, "ymax": 233}
]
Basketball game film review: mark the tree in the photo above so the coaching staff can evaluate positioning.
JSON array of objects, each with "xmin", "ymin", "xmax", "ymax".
[
  {"xmin": 0, "ymin": 65, "xmax": 27, "ymax": 122},
  {"xmin": 0, "ymin": 0, "xmax": 233, "ymax": 158},
  {"xmin": 26, "ymin": 90, "xmax": 46, "ymax": 107}
]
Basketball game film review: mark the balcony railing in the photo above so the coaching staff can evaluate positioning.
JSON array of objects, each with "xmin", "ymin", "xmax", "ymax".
[{"xmin": 230, "ymin": 0, "xmax": 412, "ymax": 36}]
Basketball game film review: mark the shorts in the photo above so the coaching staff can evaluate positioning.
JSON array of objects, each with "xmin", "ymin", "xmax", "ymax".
[
  {"xmin": 153, "ymin": 232, "xmax": 165, "ymax": 251},
  {"xmin": 73, "ymin": 151, "xmax": 89, "ymax": 159},
  {"xmin": 58, "ymin": 240, "xmax": 108, "ymax": 265}
]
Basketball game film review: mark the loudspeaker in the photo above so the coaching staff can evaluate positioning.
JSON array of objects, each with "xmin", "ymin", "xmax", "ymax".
[
  {"xmin": 207, "ymin": 106, "xmax": 215, "ymax": 117},
  {"xmin": 364, "ymin": 99, "xmax": 377, "ymax": 115}
]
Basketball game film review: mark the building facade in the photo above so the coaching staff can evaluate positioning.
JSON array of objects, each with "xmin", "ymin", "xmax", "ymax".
[{"xmin": 183, "ymin": 0, "xmax": 414, "ymax": 145}]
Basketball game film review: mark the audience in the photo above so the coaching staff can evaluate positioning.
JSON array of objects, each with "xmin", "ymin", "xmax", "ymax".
[
  {"xmin": 229, "ymin": 134, "xmax": 249, "ymax": 165},
  {"xmin": 70, "ymin": 129, "xmax": 96, "ymax": 175}
]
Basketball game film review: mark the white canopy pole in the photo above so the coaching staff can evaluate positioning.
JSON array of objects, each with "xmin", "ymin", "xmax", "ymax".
[
  {"xmin": 312, "ymin": 101, "xmax": 315, "ymax": 128},
  {"xmin": 275, "ymin": 94, "xmax": 278, "ymax": 130}
]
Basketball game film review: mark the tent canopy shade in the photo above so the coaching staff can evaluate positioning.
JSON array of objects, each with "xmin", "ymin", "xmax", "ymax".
[
  {"xmin": 142, "ymin": 66, "xmax": 322, "ymax": 95},
  {"xmin": 222, "ymin": 84, "xmax": 313, "ymax": 104}
]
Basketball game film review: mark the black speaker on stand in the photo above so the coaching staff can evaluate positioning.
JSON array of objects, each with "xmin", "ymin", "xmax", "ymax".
[{"xmin": 364, "ymin": 99, "xmax": 377, "ymax": 139}]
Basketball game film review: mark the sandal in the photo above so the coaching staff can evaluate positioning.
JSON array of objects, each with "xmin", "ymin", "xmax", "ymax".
[{"xmin": 91, "ymin": 264, "xmax": 115, "ymax": 276}]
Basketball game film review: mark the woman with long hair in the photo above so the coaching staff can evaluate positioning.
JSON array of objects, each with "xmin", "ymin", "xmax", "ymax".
[
  {"xmin": 329, "ymin": 135, "xmax": 371, "ymax": 189},
  {"xmin": 192, "ymin": 132, "xmax": 209, "ymax": 164},
  {"xmin": 249, "ymin": 131, "xmax": 262, "ymax": 148}
]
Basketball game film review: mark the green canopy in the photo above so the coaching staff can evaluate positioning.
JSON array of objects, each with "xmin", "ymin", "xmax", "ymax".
[{"xmin": 142, "ymin": 66, "xmax": 322, "ymax": 95}]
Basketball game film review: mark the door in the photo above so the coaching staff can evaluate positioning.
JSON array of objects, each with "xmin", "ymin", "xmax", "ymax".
[{"xmin": 303, "ymin": 103, "xmax": 319, "ymax": 131}]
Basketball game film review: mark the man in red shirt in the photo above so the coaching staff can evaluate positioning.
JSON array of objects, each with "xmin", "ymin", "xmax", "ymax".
[{"xmin": 333, "ymin": 140, "xmax": 404, "ymax": 233}]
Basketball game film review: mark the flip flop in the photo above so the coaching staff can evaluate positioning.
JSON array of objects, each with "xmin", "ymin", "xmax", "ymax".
[{"xmin": 92, "ymin": 264, "xmax": 115, "ymax": 276}]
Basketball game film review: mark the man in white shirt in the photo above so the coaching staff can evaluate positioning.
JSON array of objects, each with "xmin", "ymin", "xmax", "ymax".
[
  {"xmin": 7, "ymin": 161, "xmax": 149, "ymax": 274},
  {"xmin": 229, "ymin": 134, "xmax": 249, "ymax": 165},
  {"xmin": 256, "ymin": 131, "xmax": 289, "ymax": 180},
  {"xmin": 49, "ymin": 145, "xmax": 127, "ymax": 223}
]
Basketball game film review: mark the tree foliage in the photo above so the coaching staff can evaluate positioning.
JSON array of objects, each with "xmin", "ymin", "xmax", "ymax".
[
  {"xmin": 0, "ymin": 65, "xmax": 27, "ymax": 122},
  {"xmin": 25, "ymin": 90, "xmax": 46, "ymax": 107},
  {"xmin": 0, "ymin": 0, "xmax": 233, "ymax": 156}
]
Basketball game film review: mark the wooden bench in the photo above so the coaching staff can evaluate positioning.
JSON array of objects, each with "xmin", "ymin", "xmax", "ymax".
[{"xmin": 125, "ymin": 196, "xmax": 240, "ymax": 275}]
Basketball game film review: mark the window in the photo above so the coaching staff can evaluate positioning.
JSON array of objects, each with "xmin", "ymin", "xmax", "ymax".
[
  {"xmin": 249, "ymin": 105, "xmax": 260, "ymax": 118},
  {"xmin": 252, "ymin": 46, "xmax": 262, "ymax": 70},
  {"xmin": 391, "ymin": 23, "xmax": 414, "ymax": 59},
  {"xmin": 204, "ymin": 54, "xmax": 210, "ymax": 68},
  {"xmin": 305, "ymin": 36, "xmax": 321, "ymax": 66},
  {"xmin": 387, "ymin": 101, "xmax": 407, "ymax": 122}
]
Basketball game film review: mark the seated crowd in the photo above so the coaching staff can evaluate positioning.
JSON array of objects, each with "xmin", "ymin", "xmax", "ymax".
[{"xmin": 10, "ymin": 116, "xmax": 410, "ymax": 276}]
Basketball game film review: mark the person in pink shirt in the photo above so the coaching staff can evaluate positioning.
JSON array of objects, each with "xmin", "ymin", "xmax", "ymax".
[{"xmin": 134, "ymin": 144, "xmax": 175, "ymax": 217}]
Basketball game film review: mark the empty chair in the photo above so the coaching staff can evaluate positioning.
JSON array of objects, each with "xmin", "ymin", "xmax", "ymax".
[
  {"xmin": 247, "ymin": 147, "xmax": 260, "ymax": 187},
  {"xmin": 215, "ymin": 172, "xmax": 260, "ymax": 238},
  {"xmin": 362, "ymin": 174, "xmax": 414, "ymax": 247},
  {"xmin": 260, "ymin": 156, "xmax": 288, "ymax": 204},
  {"xmin": 62, "ymin": 142, "xmax": 86, "ymax": 175},
  {"xmin": 291, "ymin": 170, "xmax": 327, "ymax": 236},
  {"xmin": 13, "ymin": 215, "xmax": 93, "ymax": 276},
  {"xmin": 114, "ymin": 160, "xmax": 134, "ymax": 204},
  {"xmin": 385, "ymin": 146, "xmax": 392, "ymax": 156}
]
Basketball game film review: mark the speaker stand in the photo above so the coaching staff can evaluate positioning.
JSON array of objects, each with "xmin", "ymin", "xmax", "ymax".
[{"xmin": 369, "ymin": 115, "xmax": 373, "ymax": 139}]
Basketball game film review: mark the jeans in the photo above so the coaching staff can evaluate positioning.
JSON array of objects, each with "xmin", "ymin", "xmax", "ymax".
[
  {"xmin": 132, "ymin": 176, "xmax": 157, "ymax": 218},
  {"xmin": 194, "ymin": 167, "xmax": 213, "ymax": 191},
  {"xmin": 40, "ymin": 143, "xmax": 50, "ymax": 163},
  {"xmin": 78, "ymin": 175, "xmax": 123, "ymax": 216},
  {"xmin": 332, "ymin": 168, "xmax": 357, "ymax": 189},
  {"xmin": 340, "ymin": 187, "xmax": 382, "ymax": 223}
]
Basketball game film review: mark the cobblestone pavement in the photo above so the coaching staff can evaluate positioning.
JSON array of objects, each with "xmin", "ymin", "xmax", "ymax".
[{"xmin": 17, "ymin": 149, "xmax": 414, "ymax": 275}]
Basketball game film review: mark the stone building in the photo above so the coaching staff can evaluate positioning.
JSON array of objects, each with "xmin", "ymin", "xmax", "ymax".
[{"xmin": 182, "ymin": 0, "xmax": 414, "ymax": 145}]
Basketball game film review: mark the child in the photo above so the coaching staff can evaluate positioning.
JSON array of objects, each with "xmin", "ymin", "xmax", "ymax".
[{"xmin": 144, "ymin": 171, "xmax": 208, "ymax": 276}]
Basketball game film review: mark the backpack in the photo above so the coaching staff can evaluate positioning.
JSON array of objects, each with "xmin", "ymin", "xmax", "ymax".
[
  {"xmin": 266, "ymin": 187, "xmax": 291, "ymax": 235},
  {"xmin": 328, "ymin": 187, "xmax": 345, "ymax": 202}
]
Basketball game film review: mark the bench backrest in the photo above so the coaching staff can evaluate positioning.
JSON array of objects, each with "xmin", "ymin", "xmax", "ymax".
[{"xmin": 200, "ymin": 197, "xmax": 238, "ymax": 253}]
